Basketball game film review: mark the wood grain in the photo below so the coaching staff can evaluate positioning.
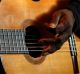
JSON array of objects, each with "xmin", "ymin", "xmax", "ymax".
[{"xmin": 0, "ymin": 0, "xmax": 79, "ymax": 74}]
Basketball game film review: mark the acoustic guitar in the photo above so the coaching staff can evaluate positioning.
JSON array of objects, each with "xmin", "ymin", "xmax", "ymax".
[{"xmin": 0, "ymin": 0, "xmax": 79, "ymax": 74}]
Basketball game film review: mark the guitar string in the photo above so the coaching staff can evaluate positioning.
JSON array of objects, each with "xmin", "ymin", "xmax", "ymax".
[
  {"xmin": 0, "ymin": 40, "xmax": 80, "ymax": 52},
  {"xmin": 1, "ymin": 46, "xmax": 79, "ymax": 52},
  {"xmin": 0, "ymin": 30, "xmax": 79, "ymax": 52},
  {"xmin": 0, "ymin": 43, "xmax": 80, "ymax": 52}
]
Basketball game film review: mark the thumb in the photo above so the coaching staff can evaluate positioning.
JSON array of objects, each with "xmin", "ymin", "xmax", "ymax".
[
  {"xmin": 56, "ymin": 15, "xmax": 70, "ymax": 34},
  {"xmin": 49, "ymin": 12, "xmax": 62, "ymax": 28}
]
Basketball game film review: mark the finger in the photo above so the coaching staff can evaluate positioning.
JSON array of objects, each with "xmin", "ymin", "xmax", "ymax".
[
  {"xmin": 39, "ymin": 38, "xmax": 55, "ymax": 44},
  {"xmin": 47, "ymin": 29, "xmax": 72, "ymax": 53},
  {"xmin": 38, "ymin": 37, "xmax": 61, "ymax": 53},
  {"xmin": 49, "ymin": 12, "xmax": 62, "ymax": 28},
  {"xmin": 56, "ymin": 16, "xmax": 70, "ymax": 34},
  {"xmin": 56, "ymin": 29, "xmax": 72, "ymax": 44},
  {"xmin": 38, "ymin": 38, "xmax": 56, "ymax": 53}
]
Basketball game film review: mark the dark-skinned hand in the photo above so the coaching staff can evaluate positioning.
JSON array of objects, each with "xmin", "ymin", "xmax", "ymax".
[{"xmin": 25, "ymin": 9, "xmax": 75, "ymax": 56}]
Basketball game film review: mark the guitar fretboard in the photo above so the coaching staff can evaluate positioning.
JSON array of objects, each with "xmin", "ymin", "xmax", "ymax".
[{"xmin": 0, "ymin": 29, "xmax": 29, "ymax": 54}]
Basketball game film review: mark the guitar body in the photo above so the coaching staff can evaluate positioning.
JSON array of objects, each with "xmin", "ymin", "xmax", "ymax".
[{"xmin": 0, "ymin": 0, "xmax": 80, "ymax": 74}]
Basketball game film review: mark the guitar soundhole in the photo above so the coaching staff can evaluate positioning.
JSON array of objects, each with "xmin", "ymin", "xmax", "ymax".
[
  {"xmin": 28, "ymin": 48, "xmax": 42, "ymax": 58},
  {"xmin": 25, "ymin": 26, "xmax": 43, "ymax": 58}
]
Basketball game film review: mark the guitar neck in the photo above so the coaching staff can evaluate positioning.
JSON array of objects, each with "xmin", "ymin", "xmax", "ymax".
[{"xmin": 0, "ymin": 29, "xmax": 29, "ymax": 54}]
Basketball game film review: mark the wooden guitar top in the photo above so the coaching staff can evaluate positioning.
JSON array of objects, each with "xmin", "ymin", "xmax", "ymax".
[{"xmin": 0, "ymin": 0, "xmax": 79, "ymax": 74}]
